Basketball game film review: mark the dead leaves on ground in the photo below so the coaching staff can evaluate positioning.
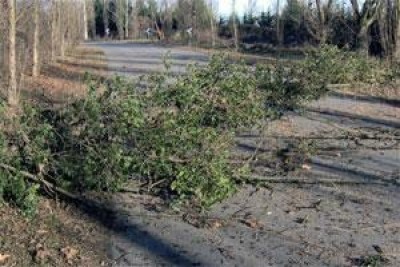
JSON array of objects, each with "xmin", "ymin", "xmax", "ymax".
[
  {"xmin": 241, "ymin": 218, "xmax": 264, "ymax": 229},
  {"xmin": 30, "ymin": 242, "xmax": 79, "ymax": 264},
  {"xmin": 61, "ymin": 246, "xmax": 79, "ymax": 263},
  {"xmin": 0, "ymin": 254, "xmax": 11, "ymax": 265},
  {"xmin": 33, "ymin": 243, "xmax": 50, "ymax": 263},
  {"xmin": 183, "ymin": 213, "xmax": 226, "ymax": 229}
]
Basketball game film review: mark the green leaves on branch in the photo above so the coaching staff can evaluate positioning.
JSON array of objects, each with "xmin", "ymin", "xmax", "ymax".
[
  {"xmin": 300, "ymin": 45, "xmax": 394, "ymax": 85},
  {"xmin": 1, "ymin": 53, "xmax": 331, "ymax": 213}
]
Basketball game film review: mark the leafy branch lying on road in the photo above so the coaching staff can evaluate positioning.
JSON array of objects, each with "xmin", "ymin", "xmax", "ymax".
[{"xmin": 0, "ymin": 53, "xmax": 342, "ymax": 214}]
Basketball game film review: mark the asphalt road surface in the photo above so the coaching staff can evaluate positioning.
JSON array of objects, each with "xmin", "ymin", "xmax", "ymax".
[
  {"xmin": 89, "ymin": 41, "xmax": 208, "ymax": 77},
  {"xmin": 87, "ymin": 42, "xmax": 400, "ymax": 267}
]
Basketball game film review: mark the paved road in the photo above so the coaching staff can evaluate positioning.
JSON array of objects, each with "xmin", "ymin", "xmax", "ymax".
[
  {"xmin": 87, "ymin": 42, "xmax": 208, "ymax": 78},
  {"xmin": 88, "ymin": 42, "xmax": 400, "ymax": 267}
]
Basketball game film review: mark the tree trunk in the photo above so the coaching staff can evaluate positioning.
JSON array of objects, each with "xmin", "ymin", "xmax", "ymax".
[
  {"xmin": 7, "ymin": 0, "xmax": 18, "ymax": 106},
  {"xmin": 357, "ymin": 25, "xmax": 370, "ymax": 54},
  {"xmin": 116, "ymin": 0, "xmax": 124, "ymax": 40},
  {"xmin": 232, "ymin": 0, "xmax": 239, "ymax": 51},
  {"xmin": 90, "ymin": 1, "xmax": 96, "ymax": 39},
  {"xmin": 83, "ymin": 0, "xmax": 89, "ymax": 40},
  {"xmin": 276, "ymin": 0, "xmax": 282, "ymax": 46},
  {"xmin": 394, "ymin": 0, "xmax": 400, "ymax": 60},
  {"xmin": 125, "ymin": 0, "xmax": 129, "ymax": 39},
  {"xmin": 59, "ymin": 0, "xmax": 65, "ymax": 58},
  {"xmin": 103, "ymin": 0, "xmax": 109, "ymax": 37},
  {"xmin": 32, "ymin": 0, "xmax": 40, "ymax": 77},
  {"xmin": 351, "ymin": 0, "xmax": 382, "ymax": 55},
  {"xmin": 51, "ymin": 0, "xmax": 58, "ymax": 61},
  {"xmin": 131, "ymin": 0, "xmax": 139, "ymax": 39},
  {"xmin": 320, "ymin": 28, "xmax": 328, "ymax": 44},
  {"xmin": 210, "ymin": 0, "xmax": 215, "ymax": 48}
]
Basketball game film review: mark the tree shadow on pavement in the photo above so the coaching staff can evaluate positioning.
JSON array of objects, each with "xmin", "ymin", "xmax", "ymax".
[
  {"xmin": 330, "ymin": 91, "xmax": 400, "ymax": 108},
  {"xmin": 306, "ymin": 107, "xmax": 400, "ymax": 129},
  {"xmin": 64, "ymin": 196, "xmax": 204, "ymax": 267}
]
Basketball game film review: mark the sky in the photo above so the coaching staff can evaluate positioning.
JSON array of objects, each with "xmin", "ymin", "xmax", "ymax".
[{"xmin": 218, "ymin": 0, "xmax": 272, "ymax": 17}]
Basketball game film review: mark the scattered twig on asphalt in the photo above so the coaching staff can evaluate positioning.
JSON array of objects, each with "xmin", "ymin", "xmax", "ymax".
[{"xmin": 241, "ymin": 175, "xmax": 390, "ymax": 186}]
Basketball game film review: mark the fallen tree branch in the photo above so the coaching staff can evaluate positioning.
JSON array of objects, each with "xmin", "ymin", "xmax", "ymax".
[
  {"xmin": 241, "ymin": 175, "xmax": 390, "ymax": 186},
  {"xmin": 0, "ymin": 163, "xmax": 79, "ymax": 201},
  {"xmin": 263, "ymin": 134, "xmax": 400, "ymax": 141}
]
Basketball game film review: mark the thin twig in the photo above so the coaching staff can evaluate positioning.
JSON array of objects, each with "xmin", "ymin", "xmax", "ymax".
[{"xmin": 241, "ymin": 175, "xmax": 390, "ymax": 186}]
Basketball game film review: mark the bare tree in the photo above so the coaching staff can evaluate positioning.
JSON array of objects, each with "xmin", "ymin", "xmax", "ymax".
[
  {"xmin": 59, "ymin": 0, "xmax": 65, "ymax": 58},
  {"xmin": 304, "ymin": 0, "xmax": 334, "ymax": 45},
  {"xmin": 276, "ymin": 0, "xmax": 283, "ymax": 46},
  {"xmin": 350, "ymin": 0, "xmax": 382, "ymax": 52},
  {"xmin": 130, "ymin": 0, "xmax": 140, "ymax": 39},
  {"xmin": 51, "ymin": 0, "xmax": 58, "ymax": 61},
  {"xmin": 115, "ymin": 0, "xmax": 125, "ymax": 40},
  {"xmin": 7, "ymin": 0, "xmax": 17, "ymax": 105},
  {"xmin": 32, "ymin": 0, "xmax": 40, "ymax": 77},
  {"xmin": 232, "ymin": 0, "xmax": 239, "ymax": 51},
  {"xmin": 209, "ymin": 0, "xmax": 216, "ymax": 47},
  {"xmin": 394, "ymin": 0, "xmax": 400, "ymax": 59},
  {"xmin": 103, "ymin": 0, "xmax": 109, "ymax": 37},
  {"xmin": 125, "ymin": 0, "xmax": 129, "ymax": 39},
  {"xmin": 83, "ymin": 0, "xmax": 89, "ymax": 40}
]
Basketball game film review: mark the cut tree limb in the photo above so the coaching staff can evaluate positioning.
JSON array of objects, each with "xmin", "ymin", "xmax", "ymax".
[{"xmin": 0, "ymin": 163, "xmax": 79, "ymax": 200}]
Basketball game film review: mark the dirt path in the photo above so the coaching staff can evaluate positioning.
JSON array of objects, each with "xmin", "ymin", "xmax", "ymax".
[{"xmin": 89, "ymin": 42, "xmax": 400, "ymax": 267}]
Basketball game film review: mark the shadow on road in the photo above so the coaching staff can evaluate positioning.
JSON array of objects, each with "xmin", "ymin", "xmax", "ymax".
[
  {"xmin": 330, "ymin": 91, "xmax": 400, "ymax": 108},
  {"xmin": 311, "ymin": 157, "xmax": 399, "ymax": 186},
  {"xmin": 63, "ymin": 196, "xmax": 203, "ymax": 266},
  {"xmin": 307, "ymin": 107, "xmax": 400, "ymax": 128}
]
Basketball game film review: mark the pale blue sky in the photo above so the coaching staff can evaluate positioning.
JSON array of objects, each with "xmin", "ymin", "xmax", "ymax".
[{"xmin": 218, "ymin": 0, "xmax": 272, "ymax": 16}]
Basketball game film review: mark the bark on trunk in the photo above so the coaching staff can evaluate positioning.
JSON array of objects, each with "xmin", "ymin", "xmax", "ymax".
[
  {"xmin": 8, "ymin": 0, "xmax": 18, "ymax": 106},
  {"xmin": 125, "ymin": 0, "xmax": 129, "ymax": 39},
  {"xmin": 357, "ymin": 26, "xmax": 370, "ymax": 54},
  {"xmin": 232, "ymin": 0, "xmax": 239, "ymax": 51},
  {"xmin": 394, "ymin": 0, "xmax": 400, "ymax": 60},
  {"xmin": 59, "ymin": 1, "xmax": 65, "ymax": 58},
  {"xmin": 51, "ymin": 0, "xmax": 58, "ymax": 61},
  {"xmin": 32, "ymin": 0, "xmax": 40, "ymax": 77},
  {"xmin": 83, "ymin": 0, "xmax": 89, "ymax": 40},
  {"xmin": 276, "ymin": 0, "xmax": 282, "ymax": 46},
  {"xmin": 210, "ymin": 0, "xmax": 215, "ymax": 48},
  {"xmin": 103, "ymin": 0, "xmax": 109, "ymax": 37}
]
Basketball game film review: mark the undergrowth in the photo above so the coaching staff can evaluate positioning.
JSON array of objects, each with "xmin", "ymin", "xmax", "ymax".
[{"xmin": 1, "ymin": 51, "xmax": 369, "ymax": 214}]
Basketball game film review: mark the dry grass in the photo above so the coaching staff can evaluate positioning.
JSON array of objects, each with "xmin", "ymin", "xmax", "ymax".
[{"xmin": 19, "ymin": 46, "xmax": 108, "ymax": 107}]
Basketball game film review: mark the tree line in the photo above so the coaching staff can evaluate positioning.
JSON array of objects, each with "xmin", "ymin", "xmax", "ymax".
[
  {"xmin": 1, "ymin": 0, "xmax": 400, "ymax": 107},
  {"xmin": 88, "ymin": 0, "xmax": 400, "ymax": 58}
]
